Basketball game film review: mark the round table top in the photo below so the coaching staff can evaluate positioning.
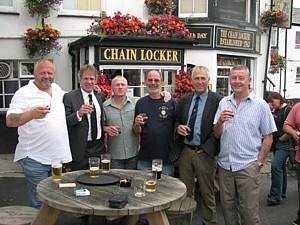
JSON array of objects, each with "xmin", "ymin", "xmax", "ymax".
[{"xmin": 37, "ymin": 169, "xmax": 187, "ymax": 216}]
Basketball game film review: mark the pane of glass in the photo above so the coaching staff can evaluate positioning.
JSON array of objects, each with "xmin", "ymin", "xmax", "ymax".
[
  {"xmin": 4, "ymin": 81, "xmax": 18, "ymax": 94},
  {"xmin": 21, "ymin": 80, "xmax": 30, "ymax": 87},
  {"xmin": 21, "ymin": 63, "xmax": 34, "ymax": 76},
  {"xmin": 217, "ymin": 77, "xmax": 229, "ymax": 96},
  {"xmin": 0, "ymin": 96, "xmax": 3, "ymax": 108},
  {"xmin": 90, "ymin": 0, "xmax": 101, "ymax": 11},
  {"xmin": 63, "ymin": 0, "xmax": 76, "ymax": 9},
  {"xmin": 124, "ymin": 69, "xmax": 140, "ymax": 86},
  {"xmin": 5, "ymin": 95, "xmax": 13, "ymax": 108},
  {"xmin": 194, "ymin": 0, "xmax": 206, "ymax": 13},
  {"xmin": 181, "ymin": 0, "xmax": 193, "ymax": 13},
  {"xmin": 102, "ymin": 69, "xmax": 122, "ymax": 82},
  {"xmin": 0, "ymin": 81, "xmax": 3, "ymax": 94},
  {"xmin": 219, "ymin": 0, "xmax": 246, "ymax": 21},
  {"xmin": 77, "ymin": 0, "xmax": 88, "ymax": 10},
  {"xmin": 296, "ymin": 32, "xmax": 300, "ymax": 44},
  {"xmin": 0, "ymin": 0, "xmax": 13, "ymax": 7}
]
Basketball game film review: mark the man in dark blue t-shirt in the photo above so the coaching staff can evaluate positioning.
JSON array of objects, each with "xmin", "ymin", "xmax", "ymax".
[{"xmin": 133, "ymin": 70, "xmax": 178, "ymax": 176}]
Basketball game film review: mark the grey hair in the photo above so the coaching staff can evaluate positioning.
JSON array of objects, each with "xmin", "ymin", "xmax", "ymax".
[
  {"xmin": 77, "ymin": 64, "xmax": 97, "ymax": 80},
  {"xmin": 191, "ymin": 66, "xmax": 210, "ymax": 79},
  {"xmin": 231, "ymin": 65, "xmax": 250, "ymax": 77}
]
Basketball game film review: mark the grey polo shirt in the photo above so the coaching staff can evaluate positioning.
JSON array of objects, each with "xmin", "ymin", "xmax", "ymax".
[{"xmin": 103, "ymin": 96, "xmax": 140, "ymax": 160}]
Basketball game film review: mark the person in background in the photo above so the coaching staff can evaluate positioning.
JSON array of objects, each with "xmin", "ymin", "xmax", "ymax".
[
  {"xmin": 133, "ymin": 70, "xmax": 178, "ymax": 175},
  {"xmin": 266, "ymin": 92, "xmax": 292, "ymax": 206},
  {"xmin": 63, "ymin": 64, "xmax": 106, "ymax": 171},
  {"xmin": 175, "ymin": 66, "xmax": 222, "ymax": 225},
  {"xmin": 103, "ymin": 76, "xmax": 139, "ymax": 169},
  {"xmin": 283, "ymin": 102, "xmax": 300, "ymax": 225},
  {"xmin": 6, "ymin": 59, "xmax": 72, "ymax": 209},
  {"xmin": 213, "ymin": 65, "xmax": 277, "ymax": 225}
]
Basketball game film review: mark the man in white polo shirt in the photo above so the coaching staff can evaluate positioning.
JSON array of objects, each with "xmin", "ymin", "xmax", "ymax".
[{"xmin": 6, "ymin": 59, "xmax": 72, "ymax": 209}]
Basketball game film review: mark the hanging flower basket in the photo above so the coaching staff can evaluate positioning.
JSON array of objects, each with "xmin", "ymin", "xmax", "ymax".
[
  {"xmin": 24, "ymin": 0, "xmax": 62, "ymax": 18},
  {"xmin": 144, "ymin": 0, "xmax": 176, "ymax": 15},
  {"xmin": 172, "ymin": 70, "xmax": 194, "ymax": 100},
  {"xmin": 22, "ymin": 24, "xmax": 62, "ymax": 58},
  {"xmin": 87, "ymin": 11, "xmax": 146, "ymax": 37},
  {"xmin": 260, "ymin": 9, "xmax": 288, "ymax": 28},
  {"xmin": 96, "ymin": 70, "xmax": 112, "ymax": 100},
  {"xmin": 269, "ymin": 51, "xmax": 286, "ymax": 74},
  {"xmin": 146, "ymin": 14, "xmax": 190, "ymax": 38}
]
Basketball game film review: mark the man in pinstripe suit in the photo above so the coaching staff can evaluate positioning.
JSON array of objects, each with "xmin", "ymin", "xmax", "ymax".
[{"xmin": 213, "ymin": 65, "xmax": 277, "ymax": 225}]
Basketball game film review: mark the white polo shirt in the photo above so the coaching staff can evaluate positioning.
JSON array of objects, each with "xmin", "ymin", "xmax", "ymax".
[{"xmin": 7, "ymin": 80, "xmax": 72, "ymax": 165}]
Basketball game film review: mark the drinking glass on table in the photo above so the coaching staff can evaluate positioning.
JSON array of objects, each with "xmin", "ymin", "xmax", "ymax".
[
  {"xmin": 51, "ymin": 159, "xmax": 63, "ymax": 182},
  {"xmin": 101, "ymin": 153, "xmax": 111, "ymax": 173},
  {"xmin": 145, "ymin": 170, "xmax": 157, "ymax": 192},
  {"xmin": 133, "ymin": 176, "xmax": 146, "ymax": 197},
  {"xmin": 89, "ymin": 157, "xmax": 100, "ymax": 178},
  {"xmin": 152, "ymin": 159, "xmax": 163, "ymax": 180}
]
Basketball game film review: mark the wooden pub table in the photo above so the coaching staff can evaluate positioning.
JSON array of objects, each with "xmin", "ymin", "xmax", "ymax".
[{"xmin": 32, "ymin": 169, "xmax": 187, "ymax": 225}]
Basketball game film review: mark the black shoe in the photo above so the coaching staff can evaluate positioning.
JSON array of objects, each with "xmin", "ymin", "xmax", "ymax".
[
  {"xmin": 293, "ymin": 218, "xmax": 300, "ymax": 225},
  {"xmin": 267, "ymin": 197, "xmax": 279, "ymax": 206}
]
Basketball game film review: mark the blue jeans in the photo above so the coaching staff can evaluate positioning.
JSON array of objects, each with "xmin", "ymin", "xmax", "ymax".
[
  {"xmin": 137, "ymin": 160, "xmax": 174, "ymax": 176},
  {"xmin": 19, "ymin": 157, "xmax": 51, "ymax": 209},
  {"xmin": 111, "ymin": 156, "xmax": 138, "ymax": 169},
  {"xmin": 269, "ymin": 140, "xmax": 290, "ymax": 202}
]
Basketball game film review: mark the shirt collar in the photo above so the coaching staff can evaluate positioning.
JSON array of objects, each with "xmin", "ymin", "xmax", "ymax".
[{"xmin": 193, "ymin": 89, "xmax": 208, "ymax": 100}]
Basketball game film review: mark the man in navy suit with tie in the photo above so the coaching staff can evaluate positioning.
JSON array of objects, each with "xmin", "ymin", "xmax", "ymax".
[
  {"xmin": 63, "ymin": 64, "xmax": 106, "ymax": 171},
  {"xmin": 175, "ymin": 66, "xmax": 223, "ymax": 225}
]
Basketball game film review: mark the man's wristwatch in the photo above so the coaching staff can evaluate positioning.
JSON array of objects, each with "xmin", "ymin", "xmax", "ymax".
[{"xmin": 258, "ymin": 162, "xmax": 264, "ymax": 169}]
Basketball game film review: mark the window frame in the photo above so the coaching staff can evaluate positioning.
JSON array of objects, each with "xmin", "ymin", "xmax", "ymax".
[
  {"xmin": 217, "ymin": 0, "xmax": 251, "ymax": 23},
  {"xmin": 296, "ymin": 67, "xmax": 300, "ymax": 84},
  {"xmin": 19, "ymin": 61, "xmax": 35, "ymax": 79},
  {"xmin": 295, "ymin": 31, "xmax": 300, "ymax": 48},
  {"xmin": 178, "ymin": 0, "xmax": 208, "ymax": 18},
  {"xmin": 59, "ymin": 0, "xmax": 101, "ymax": 17},
  {"xmin": 0, "ymin": 0, "xmax": 17, "ymax": 13}
]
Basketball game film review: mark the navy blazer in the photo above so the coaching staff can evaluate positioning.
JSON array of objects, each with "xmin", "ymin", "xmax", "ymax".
[
  {"xmin": 175, "ymin": 90, "xmax": 223, "ymax": 158},
  {"xmin": 63, "ymin": 89, "xmax": 105, "ymax": 161}
]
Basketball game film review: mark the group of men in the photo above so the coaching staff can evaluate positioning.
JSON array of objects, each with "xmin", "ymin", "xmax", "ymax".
[{"xmin": 10, "ymin": 58, "xmax": 300, "ymax": 225}]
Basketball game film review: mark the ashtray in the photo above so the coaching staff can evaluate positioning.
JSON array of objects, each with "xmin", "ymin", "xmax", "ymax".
[{"xmin": 119, "ymin": 178, "xmax": 132, "ymax": 187}]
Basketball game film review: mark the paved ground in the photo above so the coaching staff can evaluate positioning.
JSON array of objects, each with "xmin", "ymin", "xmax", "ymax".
[{"xmin": 0, "ymin": 153, "xmax": 298, "ymax": 225}]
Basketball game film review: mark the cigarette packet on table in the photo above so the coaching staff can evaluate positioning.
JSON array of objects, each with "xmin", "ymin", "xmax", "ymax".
[
  {"xmin": 74, "ymin": 189, "xmax": 90, "ymax": 196},
  {"xmin": 59, "ymin": 183, "xmax": 76, "ymax": 188}
]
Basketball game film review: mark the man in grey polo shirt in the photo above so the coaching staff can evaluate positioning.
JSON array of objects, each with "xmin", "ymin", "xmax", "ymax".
[{"xmin": 103, "ymin": 76, "xmax": 139, "ymax": 169}]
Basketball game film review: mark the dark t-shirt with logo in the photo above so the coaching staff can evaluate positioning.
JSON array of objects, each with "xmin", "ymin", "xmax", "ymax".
[{"xmin": 134, "ymin": 95, "xmax": 178, "ymax": 162}]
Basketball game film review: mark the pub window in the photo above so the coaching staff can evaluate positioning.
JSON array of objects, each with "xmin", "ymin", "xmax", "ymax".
[
  {"xmin": 60, "ymin": 0, "xmax": 101, "ymax": 16},
  {"xmin": 296, "ymin": 67, "xmax": 300, "ymax": 84},
  {"xmin": 179, "ymin": 0, "xmax": 208, "ymax": 18},
  {"xmin": 295, "ymin": 31, "xmax": 300, "ymax": 48},
  {"xmin": 217, "ymin": 0, "xmax": 250, "ymax": 23},
  {"xmin": 270, "ymin": 28, "xmax": 278, "ymax": 47},
  {"xmin": 0, "ymin": 0, "xmax": 17, "ymax": 13},
  {"xmin": 101, "ymin": 66, "xmax": 179, "ymax": 97},
  {"xmin": 0, "ymin": 61, "xmax": 34, "ymax": 111}
]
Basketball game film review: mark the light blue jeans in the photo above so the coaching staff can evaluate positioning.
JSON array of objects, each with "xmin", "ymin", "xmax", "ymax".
[
  {"xmin": 137, "ymin": 160, "xmax": 174, "ymax": 176},
  {"xmin": 19, "ymin": 157, "xmax": 51, "ymax": 209}
]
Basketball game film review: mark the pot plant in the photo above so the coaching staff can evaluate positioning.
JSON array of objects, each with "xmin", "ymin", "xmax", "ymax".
[
  {"xmin": 22, "ymin": 24, "xmax": 62, "ymax": 58},
  {"xmin": 172, "ymin": 70, "xmax": 194, "ymax": 100},
  {"xmin": 24, "ymin": 0, "xmax": 62, "ymax": 18},
  {"xmin": 260, "ymin": 9, "xmax": 288, "ymax": 28},
  {"xmin": 144, "ymin": 0, "xmax": 176, "ymax": 15},
  {"xmin": 269, "ymin": 51, "xmax": 286, "ymax": 74}
]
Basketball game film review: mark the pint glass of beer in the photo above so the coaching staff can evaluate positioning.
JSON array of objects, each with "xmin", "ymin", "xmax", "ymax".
[
  {"xmin": 152, "ymin": 159, "xmax": 163, "ymax": 180},
  {"xmin": 101, "ymin": 153, "xmax": 111, "ymax": 173},
  {"xmin": 145, "ymin": 170, "xmax": 157, "ymax": 192},
  {"xmin": 89, "ymin": 157, "xmax": 100, "ymax": 178},
  {"xmin": 51, "ymin": 159, "xmax": 63, "ymax": 182}
]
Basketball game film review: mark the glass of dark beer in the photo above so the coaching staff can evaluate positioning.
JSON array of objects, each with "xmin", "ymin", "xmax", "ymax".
[{"xmin": 152, "ymin": 159, "xmax": 163, "ymax": 180}]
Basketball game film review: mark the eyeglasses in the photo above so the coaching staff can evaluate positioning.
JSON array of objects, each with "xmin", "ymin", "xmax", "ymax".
[{"xmin": 147, "ymin": 78, "xmax": 160, "ymax": 83}]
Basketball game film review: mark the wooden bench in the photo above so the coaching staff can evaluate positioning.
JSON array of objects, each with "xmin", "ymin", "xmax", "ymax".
[
  {"xmin": 166, "ymin": 196, "xmax": 197, "ymax": 225},
  {"xmin": 0, "ymin": 206, "xmax": 39, "ymax": 225}
]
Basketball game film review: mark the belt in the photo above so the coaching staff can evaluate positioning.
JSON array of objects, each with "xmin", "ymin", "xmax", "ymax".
[{"xmin": 186, "ymin": 144, "xmax": 202, "ymax": 151}]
